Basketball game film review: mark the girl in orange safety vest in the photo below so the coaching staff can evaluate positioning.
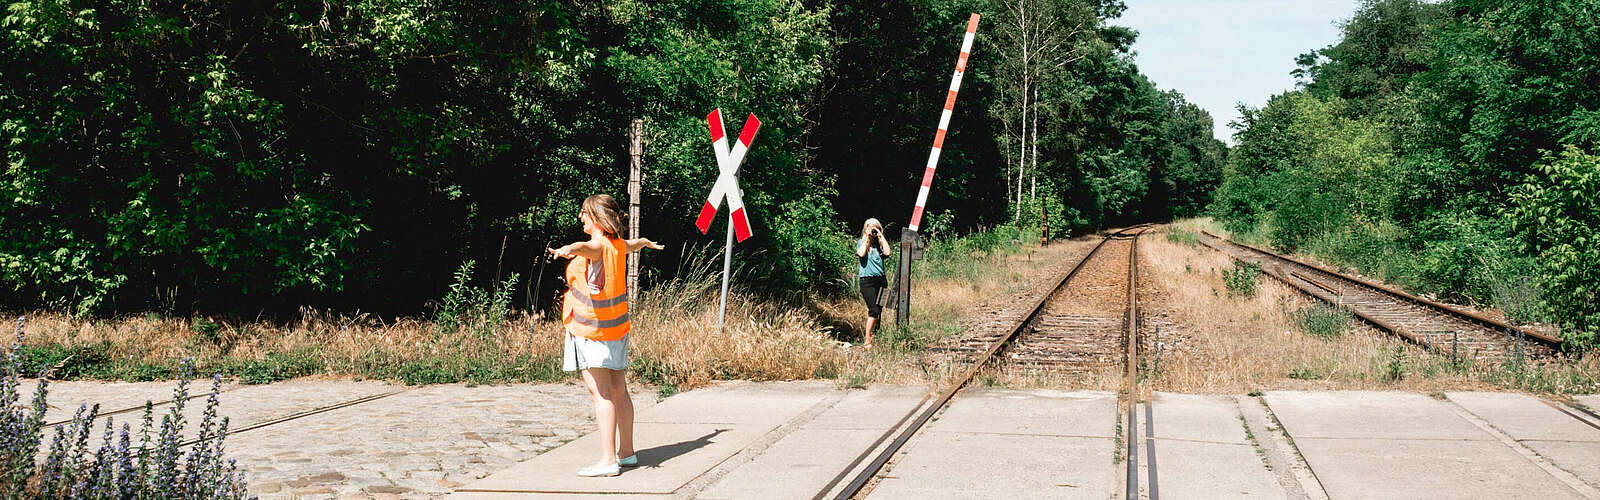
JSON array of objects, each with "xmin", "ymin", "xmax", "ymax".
[{"xmin": 548, "ymin": 194, "xmax": 663, "ymax": 477}]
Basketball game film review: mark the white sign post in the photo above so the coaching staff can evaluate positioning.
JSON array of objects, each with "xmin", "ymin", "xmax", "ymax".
[{"xmin": 695, "ymin": 109, "xmax": 761, "ymax": 327}]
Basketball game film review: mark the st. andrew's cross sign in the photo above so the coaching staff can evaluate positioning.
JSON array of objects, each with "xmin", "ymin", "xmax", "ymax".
[{"xmin": 695, "ymin": 109, "xmax": 761, "ymax": 327}]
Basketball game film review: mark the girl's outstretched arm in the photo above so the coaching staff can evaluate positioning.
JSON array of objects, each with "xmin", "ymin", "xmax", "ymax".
[
  {"xmin": 550, "ymin": 237, "xmax": 606, "ymax": 260},
  {"xmin": 625, "ymin": 238, "xmax": 665, "ymax": 253}
]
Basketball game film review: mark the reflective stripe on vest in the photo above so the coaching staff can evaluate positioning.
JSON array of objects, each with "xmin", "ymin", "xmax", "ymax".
[
  {"xmin": 562, "ymin": 236, "xmax": 631, "ymax": 341},
  {"xmin": 568, "ymin": 312, "xmax": 631, "ymax": 329}
]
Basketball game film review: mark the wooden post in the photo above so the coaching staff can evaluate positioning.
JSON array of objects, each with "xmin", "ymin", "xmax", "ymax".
[
  {"xmin": 895, "ymin": 228, "xmax": 916, "ymax": 325},
  {"xmin": 628, "ymin": 118, "xmax": 643, "ymax": 302}
]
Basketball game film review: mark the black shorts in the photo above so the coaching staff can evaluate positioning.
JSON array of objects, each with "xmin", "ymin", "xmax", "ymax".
[{"xmin": 859, "ymin": 275, "xmax": 888, "ymax": 318}]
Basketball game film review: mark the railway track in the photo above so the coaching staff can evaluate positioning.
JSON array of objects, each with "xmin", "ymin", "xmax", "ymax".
[
  {"xmin": 826, "ymin": 225, "xmax": 1156, "ymax": 499},
  {"xmin": 932, "ymin": 231, "xmax": 1141, "ymax": 375},
  {"xmin": 1195, "ymin": 230, "xmax": 1562, "ymax": 361},
  {"xmin": 40, "ymin": 383, "xmax": 409, "ymax": 448}
]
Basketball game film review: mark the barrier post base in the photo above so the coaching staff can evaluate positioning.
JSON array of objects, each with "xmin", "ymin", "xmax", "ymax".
[{"xmin": 896, "ymin": 229, "xmax": 917, "ymax": 326}]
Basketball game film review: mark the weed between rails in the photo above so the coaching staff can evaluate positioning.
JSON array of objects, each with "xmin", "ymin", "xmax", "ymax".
[
  {"xmin": 1291, "ymin": 304, "xmax": 1352, "ymax": 339},
  {"xmin": 1223, "ymin": 261, "xmax": 1262, "ymax": 297}
]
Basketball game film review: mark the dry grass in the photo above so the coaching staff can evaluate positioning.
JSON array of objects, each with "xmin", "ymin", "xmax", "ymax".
[
  {"xmin": 6, "ymin": 276, "xmax": 846, "ymax": 390},
  {"xmin": 1144, "ymin": 220, "xmax": 1599, "ymax": 395},
  {"xmin": 4, "ymin": 228, "xmax": 1082, "ymax": 390}
]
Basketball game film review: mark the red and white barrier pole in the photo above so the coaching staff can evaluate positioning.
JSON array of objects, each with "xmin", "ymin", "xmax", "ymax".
[
  {"xmin": 908, "ymin": 13, "xmax": 980, "ymax": 232},
  {"xmin": 898, "ymin": 14, "xmax": 980, "ymax": 327}
]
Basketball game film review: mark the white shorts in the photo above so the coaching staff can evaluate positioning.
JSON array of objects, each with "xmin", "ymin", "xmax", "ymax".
[{"xmin": 562, "ymin": 333, "xmax": 629, "ymax": 371}]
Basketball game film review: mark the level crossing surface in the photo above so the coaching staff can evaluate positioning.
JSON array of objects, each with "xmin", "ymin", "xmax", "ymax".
[{"xmin": 448, "ymin": 383, "xmax": 1600, "ymax": 499}]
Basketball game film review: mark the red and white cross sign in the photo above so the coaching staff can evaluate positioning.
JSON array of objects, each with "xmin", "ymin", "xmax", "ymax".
[{"xmin": 695, "ymin": 109, "xmax": 762, "ymax": 242}]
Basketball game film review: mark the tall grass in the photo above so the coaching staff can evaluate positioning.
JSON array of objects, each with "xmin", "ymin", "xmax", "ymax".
[
  {"xmin": 2, "ymin": 241, "xmax": 847, "ymax": 390},
  {"xmin": 1147, "ymin": 222, "xmax": 1598, "ymax": 394}
]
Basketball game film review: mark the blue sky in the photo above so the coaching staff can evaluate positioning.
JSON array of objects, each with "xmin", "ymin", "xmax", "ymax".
[{"xmin": 1116, "ymin": 0, "xmax": 1362, "ymax": 143}]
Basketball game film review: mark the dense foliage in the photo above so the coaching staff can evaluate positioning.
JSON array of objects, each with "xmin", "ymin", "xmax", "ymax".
[
  {"xmin": 2, "ymin": 0, "xmax": 1221, "ymax": 318},
  {"xmin": 1212, "ymin": 0, "xmax": 1600, "ymax": 348}
]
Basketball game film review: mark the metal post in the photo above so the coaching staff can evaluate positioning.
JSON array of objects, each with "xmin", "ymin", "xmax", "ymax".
[
  {"xmin": 717, "ymin": 213, "xmax": 734, "ymax": 329},
  {"xmin": 628, "ymin": 118, "xmax": 643, "ymax": 302},
  {"xmin": 1515, "ymin": 329, "xmax": 1525, "ymax": 367},
  {"xmin": 895, "ymin": 229, "xmax": 916, "ymax": 325},
  {"xmin": 1452, "ymin": 331, "xmax": 1459, "ymax": 364}
]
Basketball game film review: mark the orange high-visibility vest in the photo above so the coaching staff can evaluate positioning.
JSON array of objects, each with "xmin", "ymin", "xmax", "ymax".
[{"xmin": 562, "ymin": 237, "xmax": 630, "ymax": 341}]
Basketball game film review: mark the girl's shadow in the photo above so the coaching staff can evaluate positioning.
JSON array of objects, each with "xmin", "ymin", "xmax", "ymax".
[{"xmin": 630, "ymin": 428, "xmax": 729, "ymax": 469}]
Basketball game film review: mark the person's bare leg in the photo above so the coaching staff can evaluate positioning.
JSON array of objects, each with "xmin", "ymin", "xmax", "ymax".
[
  {"xmin": 609, "ymin": 369, "xmax": 635, "ymax": 458},
  {"xmin": 864, "ymin": 317, "xmax": 877, "ymax": 347},
  {"xmin": 582, "ymin": 368, "xmax": 619, "ymax": 465}
]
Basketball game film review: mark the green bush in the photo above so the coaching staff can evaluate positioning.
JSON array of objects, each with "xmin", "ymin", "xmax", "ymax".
[
  {"xmin": 14, "ymin": 343, "xmax": 112, "ymax": 379},
  {"xmin": 1507, "ymin": 147, "xmax": 1600, "ymax": 349},
  {"xmin": 764, "ymin": 194, "xmax": 856, "ymax": 293},
  {"xmin": 1291, "ymin": 303, "xmax": 1351, "ymax": 339},
  {"xmin": 434, "ymin": 260, "xmax": 519, "ymax": 338},
  {"xmin": 1302, "ymin": 221, "xmax": 1411, "ymax": 285},
  {"xmin": 237, "ymin": 349, "xmax": 325, "ymax": 385},
  {"xmin": 1165, "ymin": 228, "xmax": 1199, "ymax": 247},
  {"xmin": 1222, "ymin": 262, "xmax": 1261, "ymax": 297}
]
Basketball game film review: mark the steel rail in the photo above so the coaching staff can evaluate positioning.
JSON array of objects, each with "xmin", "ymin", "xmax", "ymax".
[
  {"xmin": 827, "ymin": 225, "xmax": 1148, "ymax": 500},
  {"xmin": 42, "ymin": 386, "xmax": 241, "ymax": 428},
  {"xmin": 1124, "ymin": 227, "xmax": 1142, "ymax": 500},
  {"xmin": 178, "ymin": 388, "xmax": 409, "ymax": 448}
]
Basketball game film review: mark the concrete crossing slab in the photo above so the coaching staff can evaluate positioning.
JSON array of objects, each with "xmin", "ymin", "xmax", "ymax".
[
  {"xmin": 804, "ymin": 384, "xmax": 930, "ymax": 430},
  {"xmin": 457, "ymin": 382, "xmax": 832, "ymax": 495},
  {"xmin": 1146, "ymin": 438, "xmax": 1286, "ymax": 499},
  {"xmin": 460, "ymin": 422, "xmax": 770, "ymax": 494},
  {"xmin": 865, "ymin": 389, "xmax": 1118, "ymax": 499},
  {"xmin": 635, "ymin": 380, "xmax": 834, "ymax": 425},
  {"xmin": 1448, "ymin": 391, "xmax": 1600, "ymax": 489},
  {"xmin": 1149, "ymin": 392, "xmax": 1249, "ymax": 443},
  {"xmin": 923, "ymin": 388, "xmax": 1117, "ymax": 437},
  {"xmin": 869, "ymin": 433, "xmax": 1115, "ymax": 500},
  {"xmin": 1266, "ymin": 390, "xmax": 1589, "ymax": 499},
  {"xmin": 1146, "ymin": 394, "xmax": 1285, "ymax": 499},
  {"xmin": 1574, "ymin": 395, "xmax": 1600, "ymax": 423},
  {"xmin": 1446, "ymin": 392, "xmax": 1600, "ymax": 442},
  {"xmin": 445, "ymin": 385, "xmax": 1600, "ymax": 499},
  {"xmin": 1290, "ymin": 438, "xmax": 1585, "ymax": 499},
  {"xmin": 1264, "ymin": 391, "xmax": 1484, "ymax": 440},
  {"xmin": 700, "ymin": 385, "xmax": 928, "ymax": 500},
  {"xmin": 1523, "ymin": 440, "xmax": 1600, "ymax": 489}
]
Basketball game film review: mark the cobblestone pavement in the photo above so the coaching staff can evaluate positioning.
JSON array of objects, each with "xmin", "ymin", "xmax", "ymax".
[{"xmin": 26, "ymin": 379, "xmax": 659, "ymax": 499}]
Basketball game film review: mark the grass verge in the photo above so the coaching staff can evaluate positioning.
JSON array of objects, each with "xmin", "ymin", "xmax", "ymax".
[{"xmin": 1145, "ymin": 219, "xmax": 1597, "ymax": 394}]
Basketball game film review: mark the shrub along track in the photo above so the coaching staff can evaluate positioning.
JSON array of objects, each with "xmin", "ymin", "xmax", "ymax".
[
  {"xmin": 1195, "ymin": 230, "xmax": 1563, "ymax": 362},
  {"xmin": 823, "ymin": 225, "xmax": 1155, "ymax": 499}
]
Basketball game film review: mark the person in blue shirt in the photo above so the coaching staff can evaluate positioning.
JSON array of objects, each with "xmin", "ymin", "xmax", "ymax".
[{"xmin": 856, "ymin": 218, "xmax": 892, "ymax": 347}]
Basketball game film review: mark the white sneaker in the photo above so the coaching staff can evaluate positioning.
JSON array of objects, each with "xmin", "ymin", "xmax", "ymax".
[
  {"xmin": 577, "ymin": 462, "xmax": 620, "ymax": 477},
  {"xmin": 619, "ymin": 454, "xmax": 638, "ymax": 467}
]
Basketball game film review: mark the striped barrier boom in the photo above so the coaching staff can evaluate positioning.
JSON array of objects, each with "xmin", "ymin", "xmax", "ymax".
[
  {"xmin": 908, "ymin": 13, "xmax": 980, "ymax": 232},
  {"xmin": 695, "ymin": 109, "xmax": 761, "ymax": 242}
]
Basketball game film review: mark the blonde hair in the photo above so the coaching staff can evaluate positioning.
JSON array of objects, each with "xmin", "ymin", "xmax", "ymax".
[
  {"xmin": 861, "ymin": 218, "xmax": 883, "ymax": 234},
  {"xmin": 582, "ymin": 194, "xmax": 624, "ymax": 238}
]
